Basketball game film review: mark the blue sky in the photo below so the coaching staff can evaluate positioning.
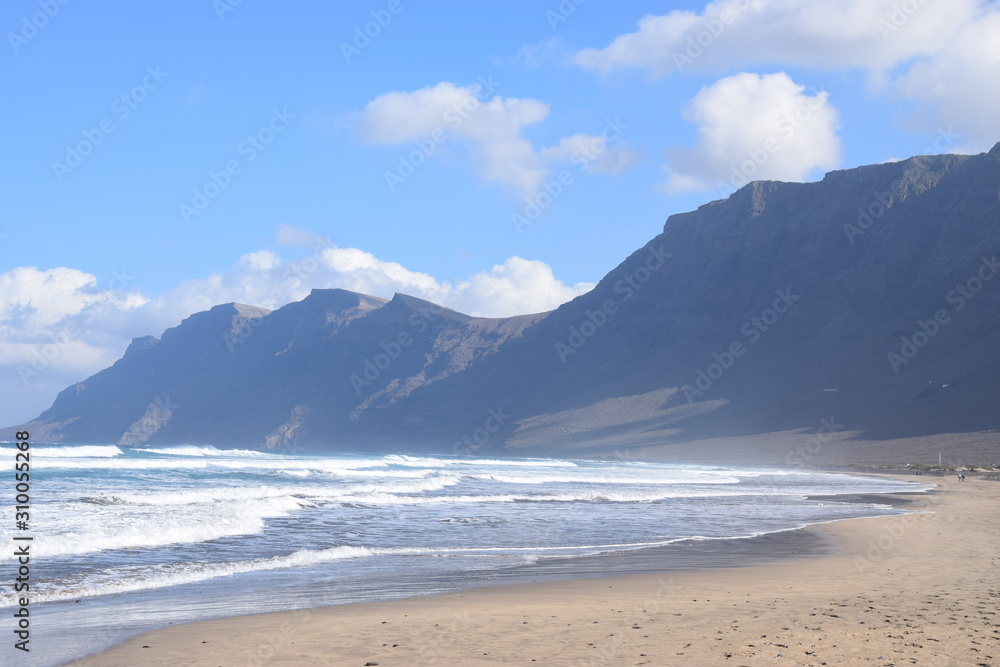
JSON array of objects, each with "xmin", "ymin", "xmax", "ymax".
[{"xmin": 2, "ymin": 0, "xmax": 998, "ymax": 425}]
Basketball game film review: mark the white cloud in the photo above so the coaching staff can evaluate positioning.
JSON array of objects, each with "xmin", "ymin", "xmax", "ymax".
[
  {"xmin": 575, "ymin": 10, "xmax": 704, "ymax": 77},
  {"xmin": 358, "ymin": 81, "xmax": 638, "ymax": 196},
  {"xmin": 663, "ymin": 72, "xmax": 841, "ymax": 193},
  {"xmin": 574, "ymin": 0, "xmax": 1000, "ymax": 150},
  {"xmin": 154, "ymin": 244, "xmax": 592, "ymax": 319},
  {"xmin": 451, "ymin": 257, "xmax": 594, "ymax": 317},
  {"xmin": 0, "ymin": 267, "xmax": 151, "ymax": 426},
  {"xmin": 514, "ymin": 37, "xmax": 569, "ymax": 69},
  {"xmin": 893, "ymin": 11, "xmax": 1000, "ymax": 150},
  {"xmin": 541, "ymin": 133, "xmax": 640, "ymax": 175},
  {"xmin": 313, "ymin": 246, "xmax": 453, "ymax": 304},
  {"xmin": 275, "ymin": 224, "xmax": 323, "ymax": 246},
  {"xmin": 242, "ymin": 250, "xmax": 281, "ymax": 271},
  {"xmin": 0, "ymin": 243, "xmax": 594, "ymax": 424},
  {"xmin": 0, "ymin": 267, "xmax": 146, "ymax": 334},
  {"xmin": 574, "ymin": 0, "xmax": 975, "ymax": 77}
]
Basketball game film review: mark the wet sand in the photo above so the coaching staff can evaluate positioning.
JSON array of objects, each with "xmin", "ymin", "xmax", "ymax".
[{"xmin": 66, "ymin": 474, "xmax": 999, "ymax": 666}]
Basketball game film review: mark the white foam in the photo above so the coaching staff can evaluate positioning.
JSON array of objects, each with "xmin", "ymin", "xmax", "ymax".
[
  {"xmin": 0, "ymin": 445, "xmax": 124, "ymax": 458},
  {"xmin": 133, "ymin": 445, "xmax": 276, "ymax": 457},
  {"xmin": 34, "ymin": 495, "xmax": 308, "ymax": 556},
  {"xmin": 324, "ymin": 488, "xmax": 758, "ymax": 505},
  {"xmin": 33, "ymin": 457, "xmax": 376, "ymax": 471},
  {"xmin": 0, "ymin": 452, "xmax": 936, "ymax": 613},
  {"xmin": 463, "ymin": 472, "xmax": 740, "ymax": 485},
  {"xmin": 0, "ymin": 545, "xmax": 377, "ymax": 606},
  {"xmin": 451, "ymin": 457, "xmax": 579, "ymax": 468},
  {"xmin": 0, "ymin": 536, "xmax": 698, "ymax": 607},
  {"xmin": 317, "ymin": 467, "xmax": 433, "ymax": 478},
  {"xmin": 37, "ymin": 452, "xmax": 395, "ymax": 472},
  {"xmin": 383, "ymin": 454, "xmax": 578, "ymax": 468},
  {"xmin": 79, "ymin": 476, "xmax": 463, "ymax": 508},
  {"xmin": 0, "ymin": 527, "xmax": 812, "ymax": 607},
  {"xmin": 83, "ymin": 485, "xmax": 320, "ymax": 506}
]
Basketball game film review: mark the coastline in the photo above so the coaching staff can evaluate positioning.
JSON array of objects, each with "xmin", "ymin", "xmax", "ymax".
[{"xmin": 65, "ymin": 472, "xmax": 1000, "ymax": 666}]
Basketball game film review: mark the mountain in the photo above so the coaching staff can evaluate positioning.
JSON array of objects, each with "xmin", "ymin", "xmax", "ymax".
[
  {"xmin": 16, "ymin": 289, "xmax": 544, "ymax": 451},
  {"xmin": 6, "ymin": 144, "xmax": 1000, "ymax": 464}
]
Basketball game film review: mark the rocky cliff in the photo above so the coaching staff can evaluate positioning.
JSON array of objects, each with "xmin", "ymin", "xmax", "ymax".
[{"xmin": 7, "ymin": 144, "xmax": 1000, "ymax": 464}]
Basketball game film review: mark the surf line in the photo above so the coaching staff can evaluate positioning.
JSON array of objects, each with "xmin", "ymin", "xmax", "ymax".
[{"xmin": 12, "ymin": 430, "xmax": 32, "ymax": 653}]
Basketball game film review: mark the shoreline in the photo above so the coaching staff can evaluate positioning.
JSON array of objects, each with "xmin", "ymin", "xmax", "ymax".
[{"xmin": 65, "ymin": 472, "xmax": 1000, "ymax": 667}]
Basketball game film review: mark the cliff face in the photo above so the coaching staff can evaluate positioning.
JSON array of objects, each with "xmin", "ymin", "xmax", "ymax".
[
  {"xmin": 12, "ymin": 289, "xmax": 544, "ymax": 451},
  {"xmin": 7, "ymin": 145, "xmax": 1000, "ymax": 463},
  {"xmin": 352, "ymin": 144, "xmax": 1000, "ymax": 463}
]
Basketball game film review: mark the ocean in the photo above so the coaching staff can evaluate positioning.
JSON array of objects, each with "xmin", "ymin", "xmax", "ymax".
[{"xmin": 0, "ymin": 444, "xmax": 932, "ymax": 666}]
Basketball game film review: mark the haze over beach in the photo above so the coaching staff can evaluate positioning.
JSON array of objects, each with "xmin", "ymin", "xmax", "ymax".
[{"xmin": 2, "ymin": 1, "xmax": 999, "ymax": 665}]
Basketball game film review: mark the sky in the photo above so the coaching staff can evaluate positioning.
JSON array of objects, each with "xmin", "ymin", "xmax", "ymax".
[{"xmin": 2, "ymin": 0, "xmax": 998, "ymax": 426}]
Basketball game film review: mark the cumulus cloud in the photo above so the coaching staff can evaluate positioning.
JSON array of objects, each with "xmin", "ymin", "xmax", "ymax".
[
  {"xmin": 574, "ymin": 0, "xmax": 975, "ymax": 77},
  {"xmin": 0, "ymin": 266, "xmax": 148, "ymax": 378},
  {"xmin": 0, "ymin": 267, "xmax": 151, "ymax": 426},
  {"xmin": 358, "ymin": 81, "xmax": 638, "ymax": 196},
  {"xmin": 0, "ymin": 267, "xmax": 146, "ymax": 334},
  {"xmin": 575, "ymin": 0, "xmax": 1000, "ymax": 150},
  {"xmin": 893, "ymin": 11, "xmax": 1000, "ymax": 150},
  {"xmin": 663, "ymin": 72, "xmax": 841, "ymax": 194},
  {"xmin": 0, "ymin": 242, "xmax": 594, "ymax": 424},
  {"xmin": 451, "ymin": 257, "xmax": 594, "ymax": 317},
  {"xmin": 541, "ymin": 133, "xmax": 640, "ymax": 175},
  {"xmin": 149, "ymin": 244, "xmax": 592, "ymax": 319}
]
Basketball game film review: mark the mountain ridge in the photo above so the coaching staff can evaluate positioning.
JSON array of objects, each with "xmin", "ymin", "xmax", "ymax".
[{"xmin": 6, "ymin": 144, "xmax": 1000, "ymax": 464}]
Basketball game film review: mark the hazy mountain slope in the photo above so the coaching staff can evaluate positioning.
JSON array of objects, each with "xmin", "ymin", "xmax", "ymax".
[
  {"xmin": 6, "ymin": 145, "xmax": 999, "ymax": 463},
  {"xmin": 11, "ymin": 289, "xmax": 543, "ymax": 449},
  {"xmin": 355, "ymin": 145, "xmax": 1000, "ymax": 462}
]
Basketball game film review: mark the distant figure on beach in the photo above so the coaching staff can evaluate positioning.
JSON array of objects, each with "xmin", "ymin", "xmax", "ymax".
[{"xmin": 957, "ymin": 473, "xmax": 965, "ymax": 481}]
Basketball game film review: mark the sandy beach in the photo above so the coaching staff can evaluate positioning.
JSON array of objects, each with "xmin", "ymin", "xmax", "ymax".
[{"xmin": 66, "ymin": 474, "xmax": 998, "ymax": 666}]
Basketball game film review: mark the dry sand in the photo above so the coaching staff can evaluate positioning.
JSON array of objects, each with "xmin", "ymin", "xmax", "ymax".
[{"xmin": 66, "ymin": 474, "xmax": 999, "ymax": 666}]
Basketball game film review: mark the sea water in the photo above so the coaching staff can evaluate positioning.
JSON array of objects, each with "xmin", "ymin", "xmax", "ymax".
[{"xmin": 0, "ymin": 444, "xmax": 932, "ymax": 666}]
